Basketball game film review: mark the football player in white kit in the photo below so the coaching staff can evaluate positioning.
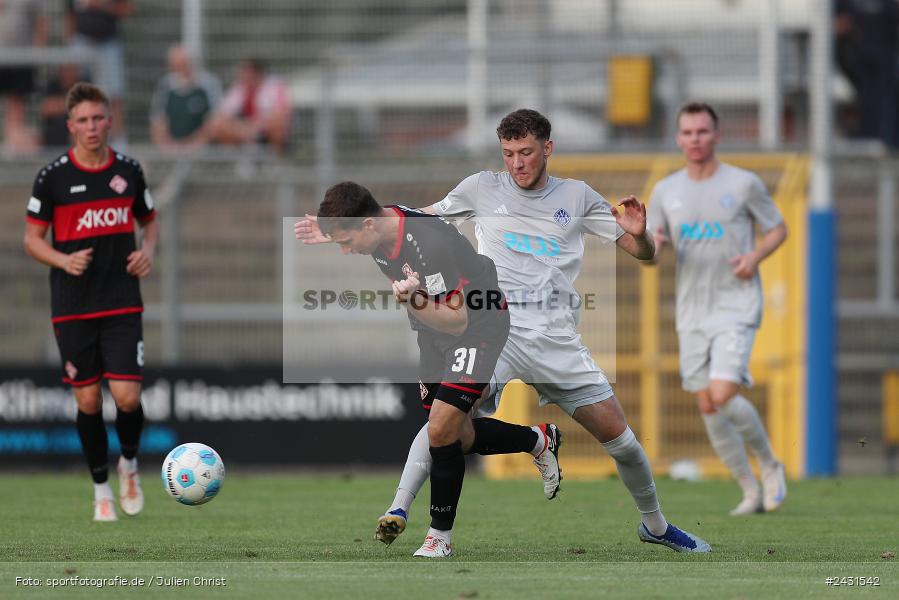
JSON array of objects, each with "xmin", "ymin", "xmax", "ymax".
[
  {"xmin": 646, "ymin": 102, "xmax": 788, "ymax": 516},
  {"xmin": 359, "ymin": 109, "xmax": 711, "ymax": 553}
]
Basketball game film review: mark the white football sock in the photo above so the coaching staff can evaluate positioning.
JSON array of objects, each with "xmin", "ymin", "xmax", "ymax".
[
  {"xmin": 390, "ymin": 423, "xmax": 431, "ymax": 514},
  {"xmin": 94, "ymin": 482, "xmax": 114, "ymax": 501},
  {"xmin": 529, "ymin": 425, "xmax": 546, "ymax": 456},
  {"xmin": 118, "ymin": 456, "xmax": 137, "ymax": 472},
  {"xmin": 427, "ymin": 527, "xmax": 451, "ymax": 544},
  {"xmin": 720, "ymin": 395, "xmax": 778, "ymax": 470},
  {"xmin": 601, "ymin": 427, "xmax": 668, "ymax": 536},
  {"xmin": 702, "ymin": 410, "xmax": 758, "ymax": 498}
]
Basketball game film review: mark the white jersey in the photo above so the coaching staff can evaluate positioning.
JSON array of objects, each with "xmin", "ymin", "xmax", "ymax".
[
  {"xmin": 647, "ymin": 162, "xmax": 784, "ymax": 332},
  {"xmin": 433, "ymin": 171, "xmax": 623, "ymax": 335}
]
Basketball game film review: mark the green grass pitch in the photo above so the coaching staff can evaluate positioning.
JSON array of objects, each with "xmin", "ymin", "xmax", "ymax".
[{"xmin": 0, "ymin": 472, "xmax": 897, "ymax": 598}]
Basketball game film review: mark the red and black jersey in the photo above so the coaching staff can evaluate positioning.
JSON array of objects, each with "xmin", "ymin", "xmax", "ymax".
[
  {"xmin": 25, "ymin": 148, "xmax": 156, "ymax": 322},
  {"xmin": 371, "ymin": 205, "xmax": 506, "ymax": 335}
]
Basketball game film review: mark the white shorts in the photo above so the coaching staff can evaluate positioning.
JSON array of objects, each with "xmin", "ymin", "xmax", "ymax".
[
  {"xmin": 677, "ymin": 326, "xmax": 755, "ymax": 393},
  {"xmin": 477, "ymin": 325, "xmax": 615, "ymax": 417}
]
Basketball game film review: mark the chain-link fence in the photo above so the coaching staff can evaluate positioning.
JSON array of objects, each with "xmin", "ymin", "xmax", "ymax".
[{"xmin": 4, "ymin": 0, "xmax": 849, "ymax": 153}]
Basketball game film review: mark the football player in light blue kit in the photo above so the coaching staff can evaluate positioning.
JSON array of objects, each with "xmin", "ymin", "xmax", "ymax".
[
  {"xmin": 379, "ymin": 109, "xmax": 711, "ymax": 553},
  {"xmin": 646, "ymin": 102, "xmax": 788, "ymax": 516}
]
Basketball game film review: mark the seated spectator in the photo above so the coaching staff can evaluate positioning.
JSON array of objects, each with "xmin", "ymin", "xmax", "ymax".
[
  {"xmin": 150, "ymin": 44, "xmax": 222, "ymax": 152},
  {"xmin": 209, "ymin": 58, "xmax": 291, "ymax": 154},
  {"xmin": 0, "ymin": 0, "xmax": 46, "ymax": 153},
  {"xmin": 40, "ymin": 64, "xmax": 82, "ymax": 148}
]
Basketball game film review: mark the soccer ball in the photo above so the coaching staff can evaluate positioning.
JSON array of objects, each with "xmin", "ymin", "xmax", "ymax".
[{"xmin": 161, "ymin": 442, "xmax": 225, "ymax": 505}]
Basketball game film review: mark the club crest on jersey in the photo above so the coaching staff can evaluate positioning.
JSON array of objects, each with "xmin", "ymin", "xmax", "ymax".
[
  {"xmin": 109, "ymin": 175, "xmax": 128, "ymax": 194},
  {"xmin": 402, "ymin": 263, "xmax": 414, "ymax": 278},
  {"xmin": 553, "ymin": 208, "xmax": 571, "ymax": 227}
]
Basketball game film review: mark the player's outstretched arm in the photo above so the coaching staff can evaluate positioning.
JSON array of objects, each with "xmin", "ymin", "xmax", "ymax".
[
  {"xmin": 294, "ymin": 214, "xmax": 332, "ymax": 244},
  {"xmin": 612, "ymin": 196, "xmax": 656, "ymax": 261},
  {"xmin": 730, "ymin": 221, "xmax": 788, "ymax": 279},
  {"xmin": 24, "ymin": 221, "xmax": 93, "ymax": 276}
]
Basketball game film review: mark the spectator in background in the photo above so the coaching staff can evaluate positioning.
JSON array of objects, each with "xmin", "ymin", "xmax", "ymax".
[
  {"xmin": 150, "ymin": 44, "xmax": 222, "ymax": 153},
  {"xmin": 834, "ymin": 0, "xmax": 899, "ymax": 147},
  {"xmin": 0, "ymin": 0, "xmax": 47, "ymax": 153},
  {"xmin": 67, "ymin": 0, "xmax": 134, "ymax": 145},
  {"xmin": 209, "ymin": 58, "xmax": 292, "ymax": 154},
  {"xmin": 40, "ymin": 64, "xmax": 82, "ymax": 148}
]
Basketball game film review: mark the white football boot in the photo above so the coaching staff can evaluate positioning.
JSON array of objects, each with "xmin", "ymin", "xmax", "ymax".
[
  {"xmin": 532, "ymin": 423, "xmax": 563, "ymax": 500},
  {"xmin": 412, "ymin": 534, "xmax": 452, "ymax": 558},
  {"xmin": 117, "ymin": 457, "xmax": 144, "ymax": 516},
  {"xmin": 93, "ymin": 496, "xmax": 118, "ymax": 522},
  {"xmin": 761, "ymin": 461, "xmax": 787, "ymax": 512}
]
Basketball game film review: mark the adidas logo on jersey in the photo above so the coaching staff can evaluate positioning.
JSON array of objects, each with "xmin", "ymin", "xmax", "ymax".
[
  {"xmin": 494, "ymin": 204, "xmax": 510, "ymax": 215},
  {"xmin": 76, "ymin": 206, "xmax": 130, "ymax": 231}
]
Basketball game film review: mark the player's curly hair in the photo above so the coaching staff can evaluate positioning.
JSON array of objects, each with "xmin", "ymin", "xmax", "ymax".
[
  {"xmin": 677, "ymin": 102, "xmax": 719, "ymax": 130},
  {"xmin": 496, "ymin": 109, "xmax": 552, "ymax": 141},
  {"xmin": 66, "ymin": 82, "xmax": 110, "ymax": 116},
  {"xmin": 318, "ymin": 181, "xmax": 382, "ymax": 235}
]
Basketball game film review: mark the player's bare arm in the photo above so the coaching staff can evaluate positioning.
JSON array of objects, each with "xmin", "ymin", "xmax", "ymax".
[
  {"xmin": 729, "ymin": 221, "xmax": 788, "ymax": 280},
  {"xmin": 127, "ymin": 218, "xmax": 159, "ymax": 279},
  {"xmin": 612, "ymin": 196, "xmax": 656, "ymax": 261},
  {"xmin": 394, "ymin": 272, "xmax": 468, "ymax": 336},
  {"xmin": 24, "ymin": 221, "xmax": 94, "ymax": 276},
  {"xmin": 641, "ymin": 226, "xmax": 670, "ymax": 267},
  {"xmin": 294, "ymin": 214, "xmax": 332, "ymax": 244}
]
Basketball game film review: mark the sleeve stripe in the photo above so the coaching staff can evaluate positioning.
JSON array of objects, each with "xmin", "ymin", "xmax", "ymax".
[{"xmin": 26, "ymin": 216, "xmax": 51, "ymax": 226}]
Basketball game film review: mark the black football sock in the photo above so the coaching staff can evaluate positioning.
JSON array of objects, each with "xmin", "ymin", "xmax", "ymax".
[
  {"xmin": 469, "ymin": 417, "xmax": 539, "ymax": 455},
  {"xmin": 429, "ymin": 440, "xmax": 465, "ymax": 531},
  {"xmin": 115, "ymin": 404, "xmax": 144, "ymax": 460},
  {"xmin": 77, "ymin": 410, "xmax": 108, "ymax": 484}
]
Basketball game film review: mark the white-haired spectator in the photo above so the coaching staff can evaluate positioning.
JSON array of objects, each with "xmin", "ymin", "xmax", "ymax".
[{"xmin": 150, "ymin": 44, "xmax": 222, "ymax": 153}]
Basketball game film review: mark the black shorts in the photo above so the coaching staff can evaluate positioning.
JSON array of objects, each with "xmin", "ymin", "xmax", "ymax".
[
  {"xmin": 0, "ymin": 68, "xmax": 35, "ymax": 95},
  {"xmin": 417, "ymin": 312, "xmax": 510, "ymax": 413},
  {"xmin": 53, "ymin": 313, "xmax": 144, "ymax": 387}
]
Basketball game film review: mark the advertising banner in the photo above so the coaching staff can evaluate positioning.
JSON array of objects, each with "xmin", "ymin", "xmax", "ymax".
[{"xmin": 0, "ymin": 367, "xmax": 425, "ymax": 467}]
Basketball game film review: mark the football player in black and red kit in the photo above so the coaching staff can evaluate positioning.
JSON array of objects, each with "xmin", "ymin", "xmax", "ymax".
[
  {"xmin": 296, "ymin": 182, "xmax": 559, "ymax": 558},
  {"xmin": 23, "ymin": 83, "xmax": 156, "ymax": 522}
]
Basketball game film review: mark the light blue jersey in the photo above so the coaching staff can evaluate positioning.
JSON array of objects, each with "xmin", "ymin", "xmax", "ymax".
[
  {"xmin": 647, "ymin": 162, "xmax": 784, "ymax": 332},
  {"xmin": 433, "ymin": 171, "xmax": 623, "ymax": 336}
]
